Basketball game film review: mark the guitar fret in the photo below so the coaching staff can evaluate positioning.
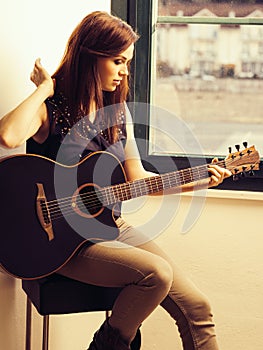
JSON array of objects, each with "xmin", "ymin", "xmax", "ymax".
[
  {"xmin": 178, "ymin": 170, "xmax": 185, "ymax": 186},
  {"xmin": 130, "ymin": 182, "xmax": 139, "ymax": 198},
  {"xmin": 184, "ymin": 168, "xmax": 192, "ymax": 184},
  {"xmin": 144, "ymin": 178, "xmax": 154, "ymax": 194},
  {"xmin": 112, "ymin": 184, "xmax": 122, "ymax": 202},
  {"xmin": 113, "ymin": 183, "xmax": 131, "ymax": 202},
  {"xmin": 192, "ymin": 166, "xmax": 205, "ymax": 181},
  {"xmin": 171, "ymin": 172, "xmax": 180, "ymax": 187},
  {"xmin": 151, "ymin": 176, "xmax": 164, "ymax": 193},
  {"xmin": 130, "ymin": 179, "xmax": 148, "ymax": 198},
  {"xmin": 146, "ymin": 178, "xmax": 154, "ymax": 193},
  {"xmin": 169, "ymin": 173, "xmax": 178, "ymax": 188},
  {"xmin": 109, "ymin": 187, "xmax": 117, "ymax": 204},
  {"xmin": 130, "ymin": 182, "xmax": 139, "ymax": 199},
  {"xmin": 120, "ymin": 183, "xmax": 131, "ymax": 201},
  {"xmin": 103, "ymin": 187, "xmax": 112, "ymax": 206},
  {"xmin": 162, "ymin": 173, "xmax": 173, "ymax": 190},
  {"xmin": 103, "ymin": 186, "xmax": 117, "ymax": 206},
  {"xmin": 113, "ymin": 184, "xmax": 119, "ymax": 201},
  {"xmin": 191, "ymin": 167, "xmax": 198, "ymax": 182},
  {"xmin": 126, "ymin": 183, "xmax": 133, "ymax": 199},
  {"xmin": 141, "ymin": 179, "xmax": 149, "ymax": 196}
]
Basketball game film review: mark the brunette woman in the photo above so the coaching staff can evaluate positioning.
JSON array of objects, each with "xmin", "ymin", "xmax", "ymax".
[{"xmin": 0, "ymin": 11, "xmax": 231, "ymax": 350}]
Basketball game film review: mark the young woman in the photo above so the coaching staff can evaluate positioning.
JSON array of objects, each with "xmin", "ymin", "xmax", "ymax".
[{"xmin": 0, "ymin": 11, "xmax": 231, "ymax": 350}]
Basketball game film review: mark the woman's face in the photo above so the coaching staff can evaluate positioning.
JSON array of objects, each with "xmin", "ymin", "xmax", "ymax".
[{"xmin": 97, "ymin": 44, "xmax": 134, "ymax": 92}]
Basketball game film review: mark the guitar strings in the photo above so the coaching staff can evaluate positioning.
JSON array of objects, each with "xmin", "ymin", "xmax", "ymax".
[
  {"xmin": 47, "ymin": 159, "xmax": 228, "ymax": 216},
  {"xmin": 45, "ymin": 147, "xmax": 258, "ymax": 221},
  {"xmin": 47, "ymin": 160, "xmax": 220, "ymax": 211},
  {"xmin": 46, "ymin": 160, "xmax": 230, "ymax": 220}
]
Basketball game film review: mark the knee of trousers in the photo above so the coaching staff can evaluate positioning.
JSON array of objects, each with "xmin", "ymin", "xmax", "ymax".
[
  {"xmin": 143, "ymin": 258, "xmax": 173, "ymax": 295},
  {"xmin": 186, "ymin": 294, "xmax": 214, "ymax": 324}
]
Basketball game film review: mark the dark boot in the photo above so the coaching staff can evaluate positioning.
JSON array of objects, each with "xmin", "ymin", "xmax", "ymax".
[{"xmin": 87, "ymin": 319, "xmax": 131, "ymax": 350}]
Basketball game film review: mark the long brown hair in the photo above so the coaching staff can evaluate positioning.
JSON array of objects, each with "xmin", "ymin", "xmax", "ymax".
[{"xmin": 52, "ymin": 11, "xmax": 139, "ymax": 143}]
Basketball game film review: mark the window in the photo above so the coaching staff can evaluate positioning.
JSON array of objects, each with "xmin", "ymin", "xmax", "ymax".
[{"xmin": 111, "ymin": 0, "xmax": 263, "ymax": 192}]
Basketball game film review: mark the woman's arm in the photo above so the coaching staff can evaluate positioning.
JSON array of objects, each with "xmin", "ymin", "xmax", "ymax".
[
  {"xmin": 123, "ymin": 110, "xmax": 231, "ymax": 194},
  {"xmin": 0, "ymin": 59, "xmax": 54, "ymax": 148}
]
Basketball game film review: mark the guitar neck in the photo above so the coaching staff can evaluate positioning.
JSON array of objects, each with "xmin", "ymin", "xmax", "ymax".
[{"xmin": 101, "ymin": 162, "xmax": 218, "ymax": 205}]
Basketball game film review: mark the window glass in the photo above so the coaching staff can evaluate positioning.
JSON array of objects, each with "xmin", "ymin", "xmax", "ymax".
[{"xmin": 151, "ymin": 0, "xmax": 263, "ymax": 157}]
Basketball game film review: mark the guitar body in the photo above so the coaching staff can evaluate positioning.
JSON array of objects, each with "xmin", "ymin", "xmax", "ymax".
[{"xmin": 0, "ymin": 152, "xmax": 126, "ymax": 279}]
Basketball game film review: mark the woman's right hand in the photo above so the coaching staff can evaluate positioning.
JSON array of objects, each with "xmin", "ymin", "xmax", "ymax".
[{"xmin": 30, "ymin": 58, "xmax": 55, "ymax": 97}]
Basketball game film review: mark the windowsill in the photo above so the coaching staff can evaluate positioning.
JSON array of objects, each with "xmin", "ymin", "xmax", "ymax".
[{"xmin": 182, "ymin": 188, "xmax": 263, "ymax": 202}]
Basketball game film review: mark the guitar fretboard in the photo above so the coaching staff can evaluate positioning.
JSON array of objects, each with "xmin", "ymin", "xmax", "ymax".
[{"xmin": 100, "ymin": 163, "xmax": 214, "ymax": 205}]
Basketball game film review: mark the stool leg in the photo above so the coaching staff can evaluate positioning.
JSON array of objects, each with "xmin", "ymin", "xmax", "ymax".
[
  {"xmin": 42, "ymin": 315, "xmax": 50, "ymax": 350},
  {"xmin": 25, "ymin": 297, "xmax": 32, "ymax": 350}
]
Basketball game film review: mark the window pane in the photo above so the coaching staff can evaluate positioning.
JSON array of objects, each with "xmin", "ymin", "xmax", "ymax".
[
  {"xmin": 158, "ymin": 0, "xmax": 263, "ymax": 18},
  {"xmin": 151, "ymin": 1, "xmax": 263, "ymax": 157}
]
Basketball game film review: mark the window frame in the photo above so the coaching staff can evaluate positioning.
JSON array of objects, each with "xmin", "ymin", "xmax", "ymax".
[{"xmin": 111, "ymin": 0, "xmax": 263, "ymax": 192}]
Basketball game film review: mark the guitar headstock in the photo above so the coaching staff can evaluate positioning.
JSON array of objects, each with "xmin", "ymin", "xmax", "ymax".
[{"xmin": 225, "ymin": 143, "xmax": 260, "ymax": 180}]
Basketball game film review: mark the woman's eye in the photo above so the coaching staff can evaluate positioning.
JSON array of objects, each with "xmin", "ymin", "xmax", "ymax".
[{"xmin": 114, "ymin": 59, "xmax": 123, "ymax": 65}]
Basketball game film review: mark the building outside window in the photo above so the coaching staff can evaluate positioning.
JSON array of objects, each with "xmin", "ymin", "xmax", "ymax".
[
  {"xmin": 153, "ymin": 1, "xmax": 263, "ymax": 158},
  {"xmin": 111, "ymin": 0, "xmax": 263, "ymax": 191}
]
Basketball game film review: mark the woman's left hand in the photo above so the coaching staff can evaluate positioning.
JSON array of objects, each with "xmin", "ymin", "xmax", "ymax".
[
  {"xmin": 207, "ymin": 158, "xmax": 232, "ymax": 188},
  {"xmin": 30, "ymin": 58, "xmax": 55, "ymax": 97}
]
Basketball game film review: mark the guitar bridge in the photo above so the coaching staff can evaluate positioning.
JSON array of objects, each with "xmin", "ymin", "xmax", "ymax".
[{"xmin": 36, "ymin": 183, "xmax": 54, "ymax": 241}]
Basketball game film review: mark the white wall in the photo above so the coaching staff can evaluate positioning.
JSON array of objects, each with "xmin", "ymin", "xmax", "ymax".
[
  {"xmin": 0, "ymin": 0, "xmax": 111, "ymax": 157},
  {"xmin": 0, "ymin": 0, "xmax": 111, "ymax": 112},
  {"xmin": 0, "ymin": 1, "xmax": 112, "ymax": 349},
  {"xmin": 1, "ymin": 1, "xmax": 263, "ymax": 350},
  {"xmin": 135, "ymin": 192, "xmax": 263, "ymax": 350}
]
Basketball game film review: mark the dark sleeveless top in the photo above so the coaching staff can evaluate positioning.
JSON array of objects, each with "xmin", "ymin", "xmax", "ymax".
[
  {"xmin": 26, "ymin": 92, "xmax": 127, "ymax": 165},
  {"xmin": 26, "ymin": 92, "xmax": 128, "ymax": 219}
]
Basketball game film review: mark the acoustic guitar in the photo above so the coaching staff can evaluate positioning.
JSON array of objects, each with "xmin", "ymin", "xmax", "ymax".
[{"xmin": 0, "ymin": 144, "xmax": 260, "ymax": 279}]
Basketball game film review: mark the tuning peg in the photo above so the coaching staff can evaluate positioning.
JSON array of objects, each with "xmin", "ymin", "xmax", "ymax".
[
  {"xmin": 235, "ymin": 144, "xmax": 240, "ymax": 151},
  {"xmin": 243, "ymin": 141, "xmax": 248, "ymax": 148},
  {"xmin": 249, "ymin": 165, "xmax": 255, "ymax": 176},
  {"xmin": 239, "ymin": 167, "xmax": 247, "ymax": 178},
  {"xmin": 233, "ymin": 174, "xmax": 239, "ymax": 181},
  {"xmin": 233, "ymin": 168, "xmax": 239, "ymax": 181}
]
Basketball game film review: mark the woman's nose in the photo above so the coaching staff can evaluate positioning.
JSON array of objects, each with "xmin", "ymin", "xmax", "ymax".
[{"xmin": 119, "ymin": 66, "xmax": 129, "ymax": 76}]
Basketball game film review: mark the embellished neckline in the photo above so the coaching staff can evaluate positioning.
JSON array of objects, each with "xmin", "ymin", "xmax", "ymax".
[{"xmin": 47, "ymin": 92, "xmax": 126, "ymax": 142}]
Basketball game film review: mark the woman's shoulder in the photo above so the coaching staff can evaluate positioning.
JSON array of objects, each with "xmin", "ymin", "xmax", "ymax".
[{"xmin": 45, "ymin": 91, "xmax": 72, "ymax": 132}]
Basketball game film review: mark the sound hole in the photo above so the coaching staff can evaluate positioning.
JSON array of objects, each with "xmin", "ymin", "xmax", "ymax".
[{"xmin": 78, "ymin": 184, "xmax": 103, "ymax": 216}]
